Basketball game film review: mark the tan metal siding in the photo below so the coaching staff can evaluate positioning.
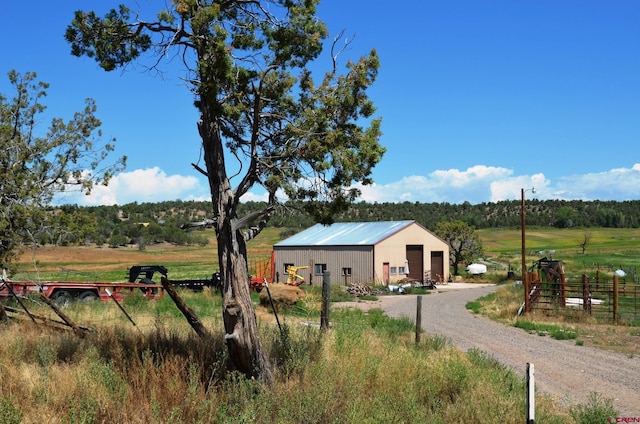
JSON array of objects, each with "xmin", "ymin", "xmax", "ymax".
[
  {"xmin": 274, "ymin": 221, "xmax": 450, "ymax": 286},
  {"xmin": 373, "ymin": 222, "xmax": 450, "ymax": 283}
]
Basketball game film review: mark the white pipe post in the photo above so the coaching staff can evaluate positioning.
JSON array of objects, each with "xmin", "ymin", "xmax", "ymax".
[{"xmin": 526, "ymin": 362, "xmax": 535, "ymax": 423}]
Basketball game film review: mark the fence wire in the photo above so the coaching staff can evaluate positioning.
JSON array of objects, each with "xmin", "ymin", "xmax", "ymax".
[{"xmin": 528, "ymin": 275, "xmax": 639, "ymax": 324}]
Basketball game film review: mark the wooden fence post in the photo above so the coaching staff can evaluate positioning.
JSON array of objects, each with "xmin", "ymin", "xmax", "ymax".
[
  {"xmin": 415, "ymin": 296, "xmax": 422, "ymax": 345},
  {"xmin": 105, "ymin": 288, "xmax": 137, "ymax": 327},
  {"xmin": 526, "ymin": 362, "xmax": 535, "ymax": 423},
  {"xmin": 5, "ymin": 281, "xmax": 36, "ymax": 322},
  {"xmin": 524, "ymin": 276, "xmax": 530, "ymax": 314},
  {"xmin": 39, "ymin": 294, "xmax": 85, "ymax": 336},
  {"xmin": 0, "ymin": 302, "xmax": 8, "ymax": 322},
  {"xmin": 263, "ymin": 281, "xmax": 283, "ymax": 335},
  {"xmin": 321, "ymin": 271, "xmax": 330, "ymax": 332},
  {"xmin": 160, "ymin": 277, "xmax": 210, "ymax": 339},
  {"xmin": 582, "ymin": 274, "xmax": 590, "ymax": 314},
  {"xmin": 613, "ymin": 274, "xmax": 619, "ymax": 325},
  {"xmin": 559, "ymin": 272, "xmax": 567, "ymax": 307}
]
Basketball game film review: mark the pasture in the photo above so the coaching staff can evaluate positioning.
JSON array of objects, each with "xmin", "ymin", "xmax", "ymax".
[
  {"xmin": 478, "ymin": 227, "xmax": 640, "ymax": 275},
  {"xmin": 13, "ymin": 227, "xmax": 275, "ymax": 281},
  {"xmin": 2, "ymin": 226, "xmax": 633, "ymax": 422},
  {"xmin": 13, "ymin": 226, "xmax": 640, "ymax": 284}
]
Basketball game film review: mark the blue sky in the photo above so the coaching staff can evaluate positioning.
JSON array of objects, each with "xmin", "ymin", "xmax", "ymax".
[{"xmin": 2, "ymin": 1, "xmax": 639, "ymax": 206}]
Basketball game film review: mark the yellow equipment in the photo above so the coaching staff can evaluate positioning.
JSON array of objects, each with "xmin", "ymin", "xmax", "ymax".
[{"xmin": 286, "ymin": 265, "xmax": 308, "ymax": 286}]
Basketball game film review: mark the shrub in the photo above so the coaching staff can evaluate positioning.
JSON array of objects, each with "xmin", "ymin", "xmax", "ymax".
[
  {"xmin": 0, "ymin": 396, "xmax": 22, "ymax": 424},
  {"xmin": 569, "ymin": 392, "xmax": 617, "ymax": 423},
  {"xmin": 466, "ymin": 300, "xmax": 482, "ymax": 314}
]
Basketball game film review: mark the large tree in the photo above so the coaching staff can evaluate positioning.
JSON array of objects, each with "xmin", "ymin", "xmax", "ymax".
[
  {"xmin": 0, "ymin": 70, "xmax": 126, "ymax": 267},
  {"xmin": 65, "ymin": 1, "xmax": 384, "ymax": 384},
  {"xmin": 435, "ymin": 221, "xmax": 484, "ymax": 276}
]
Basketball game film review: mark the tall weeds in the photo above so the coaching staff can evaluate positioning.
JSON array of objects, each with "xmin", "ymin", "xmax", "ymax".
[{"xmin": 0, "ymin": 293, "xmax": 578, "ymax": 423}]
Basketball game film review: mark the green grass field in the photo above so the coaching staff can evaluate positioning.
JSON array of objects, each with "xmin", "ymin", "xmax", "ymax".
[
  {"xmin": 479, "ymin": 226, "xmax": 640, "ymax": 276},
  {"xmin": 15, "ymin": 226, "xmax": 640, "ymax": 283}
]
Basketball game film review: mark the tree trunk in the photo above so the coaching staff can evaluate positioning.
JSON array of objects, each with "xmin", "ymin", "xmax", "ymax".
[
  {"xmin": 199, "ymin": 107, "xmax": 273, "ymax": 386},
  {"xmin": 219, "ymin": 219, "xmax": 273, "ymax": 385}
]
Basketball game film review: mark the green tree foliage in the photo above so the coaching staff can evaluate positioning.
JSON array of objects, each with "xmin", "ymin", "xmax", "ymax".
[
  {"xmin": 66, "ymin": 1, "xmax": 384, "ymax": 383},
  {"xmin": 435, "ymin": 221, "xmax": 484, "ymax": 276},
  {"xmin": 46, "ymin": 198, "xmax": 640, "ymax": 250},
  {"xmin": 35, "ymin": 206, "xmax": 99, "ymax": 246},
  {"xmin": 108, "ymin": 232, "xmax": 128, "ymax": 248},
  {"xmin": 553, "ymin": 205, "xmax": 579, "ymax": 228},
  {"xmin": 0, "ymin": 71, "xmax": 126, "ymax": 266}
]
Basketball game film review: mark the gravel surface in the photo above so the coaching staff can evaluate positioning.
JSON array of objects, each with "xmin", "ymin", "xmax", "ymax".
[{"xmin": 347, "ymin": 284, "xmax": 640, "ymax": 416}]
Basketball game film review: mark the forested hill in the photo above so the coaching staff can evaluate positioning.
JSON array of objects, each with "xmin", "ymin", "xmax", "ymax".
[
  {"xmin": 322, "ymin": 199, "xmax": 637, "ymax": 229},
  {"xmin": 99, "ymin": 198, "xmax": 640, "ymax": 231},
  {"xmin": 113, "ymin": 198, "xmax": 637, "ymax": 229},
  {"xmin": 40, "ymin": 199, "xmax": 637, "ymax": 248}
]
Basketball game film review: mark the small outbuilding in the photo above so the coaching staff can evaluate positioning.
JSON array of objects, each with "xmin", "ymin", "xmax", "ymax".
[{"xmin": 273, "ymin": 220, "xmax": 450, "ymax": 286}]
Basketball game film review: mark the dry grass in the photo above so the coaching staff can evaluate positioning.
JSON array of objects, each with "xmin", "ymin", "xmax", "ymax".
[
  {"xmin": 13, "ymin": 227, "xmax": 277, "ymax": 281},
  {"xmin": 476, "ymin": 283, "xmax": 640, "ymax": 357},
  {"xmin": 3, "ymin": 227, "xmax": 633, "ymax": 421},
  {"xmin": 0, "ymin": 296, "xmax": 575, "ymax": 423}
]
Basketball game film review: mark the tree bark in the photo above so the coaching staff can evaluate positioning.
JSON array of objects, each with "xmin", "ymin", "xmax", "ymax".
[
  {"xmin": 39, "ymin": 294, "xmax": 87, "ymax": 337},
  {"xmin": 219, "ymin": 221, "xmax": 273, "ymax": 385},
  {"xmin": 161, "ymin": 276, "xmax": 211, "ymax": 340},
  {"xmin": 200, "ymin": 105, "xmax": 273, "ymax": 386}
]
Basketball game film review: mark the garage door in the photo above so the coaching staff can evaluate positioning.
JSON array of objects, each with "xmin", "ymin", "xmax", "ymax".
[{"xmin": 406, "ymin": 245, "xmax": 423, "ymax": 281}]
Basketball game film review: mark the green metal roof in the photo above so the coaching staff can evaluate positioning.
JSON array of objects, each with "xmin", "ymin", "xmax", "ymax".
[{"xmin": 274, "ymin": 220, "xmax": 415, "ymax": 247}]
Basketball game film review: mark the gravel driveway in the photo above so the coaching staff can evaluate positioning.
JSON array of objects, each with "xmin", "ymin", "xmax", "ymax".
[{"xmin": 370, "ymin": 284, "xmax": 640, "ymax": 416}]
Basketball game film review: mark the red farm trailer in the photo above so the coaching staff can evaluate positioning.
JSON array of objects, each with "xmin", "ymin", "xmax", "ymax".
[{"xmin": 0, "ymin": 274, "xmax": 164, "ymax": 305}]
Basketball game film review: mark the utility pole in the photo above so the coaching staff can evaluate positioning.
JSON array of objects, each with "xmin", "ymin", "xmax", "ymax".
[{"xmin": 522, "ymin": 187, "xmax": 535, "ymax": 313}]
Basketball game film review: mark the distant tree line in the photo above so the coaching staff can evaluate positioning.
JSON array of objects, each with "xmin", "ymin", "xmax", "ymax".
[
  {"xmin": 31, "ymin": 198, "xmax": 638, "ymax": 249},
  {"xmin": 268, "ymin": 198, "xmax": 639, "ymax": 230},
  {"xmin": 37, "ymin": 203, "xmax": 211, "ymax": 249}
]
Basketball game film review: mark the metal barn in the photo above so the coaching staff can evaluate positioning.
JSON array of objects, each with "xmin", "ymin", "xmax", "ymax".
[{"xmin": 273, "ymin": 220, "xmax": 450, "ymax": 286}]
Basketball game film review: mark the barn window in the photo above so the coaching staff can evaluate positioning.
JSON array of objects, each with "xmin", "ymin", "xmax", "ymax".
[
  {"xmin": 390, "ymin": 267, "xmax": 397, "ymax": 275},
  {"xmin": 314, "ymin": 263, "xmax": 327, "ymax": 275},
  {"xmin": 342, "ymin": 267, "xmax": 352, "ymax": 276}
]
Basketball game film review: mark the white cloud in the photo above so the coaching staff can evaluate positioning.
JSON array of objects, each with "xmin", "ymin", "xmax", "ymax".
[
  {"xmin": 355, "ymin": 164, "xmax": 640, "ymax": 204},
  {"xmin": 53, "ymin": 163, "xmax": 640, "ymax": 207},
  {"xmin": 432, "ymin": 165, "xmax": 513, "ymax": 188},
  {"xmin": 241, "ymin": 191, "xmax": 271, "ymax": 202},
  {"xmin": 489, "ymin": 173, "xmax": 549, "ymax": 202},
  {"xmin": 355, "ymin": 165, "xmax": 516, "ymax": 203},
  {"xmin": 53, "ymin": 167, "xmax": 208, "ymax": 206},
  {"xmin": 552, "ymin": 165, "xmax": 640, "ymax": 201}
]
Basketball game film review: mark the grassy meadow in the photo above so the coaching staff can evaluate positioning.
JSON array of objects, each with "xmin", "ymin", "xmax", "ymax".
[
  {"xmin": 478, "ymin": 226, "xmax": 640, "ymax": 276},
  {"xmin": 2, "ymin": 226, "xmax": 636, "ymax": 423},
  {"xmin": 14, "ymin": 225, "xmax": 640, "ymax": 282},
  {"xmin": 1, "ymin": 287, "xmax": 579, "ymax": 423},
  {"xmin": 12, "ymin": 227, "xmax": 276, "ymax": 281},
  {"xmin": 474, "ymin": 227, "xmax": 640, "ymax": 358}
]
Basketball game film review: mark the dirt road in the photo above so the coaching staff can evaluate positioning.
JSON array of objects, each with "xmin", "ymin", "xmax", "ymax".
[{"xmin": 375, "ymin": 284, "xmax": 640, "ymax": 416}]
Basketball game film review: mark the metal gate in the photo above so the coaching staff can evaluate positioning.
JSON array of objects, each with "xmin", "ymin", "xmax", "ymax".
[{"xmin": 528, "ymin": 274, "xmax": 639, "ymax": 324}]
